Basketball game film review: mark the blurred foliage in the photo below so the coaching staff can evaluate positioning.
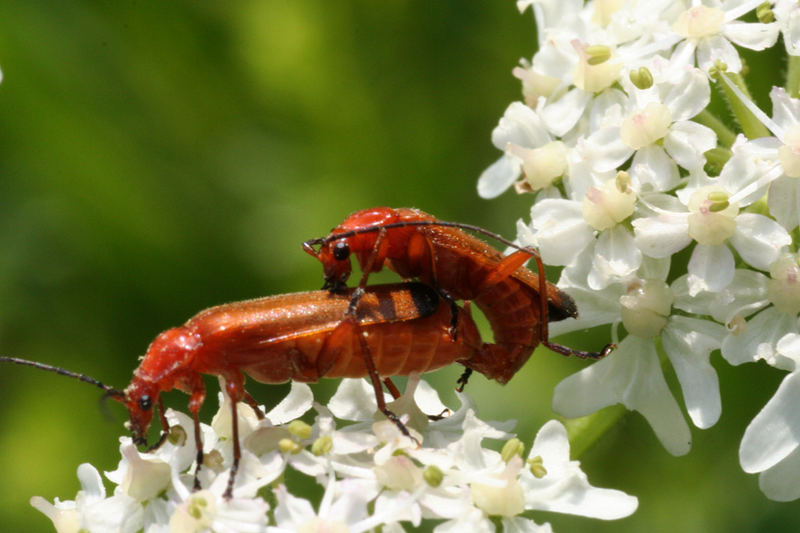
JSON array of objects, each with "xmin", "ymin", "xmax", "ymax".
[{"xmin": 0, "ymin": 2, "xmax": 796, "ymax": 532}]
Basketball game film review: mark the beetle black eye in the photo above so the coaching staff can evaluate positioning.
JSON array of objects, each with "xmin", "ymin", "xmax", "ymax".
[
  {"xmin": 138, "ymin": 395, "xmax": 152, "ymax": 411},
  {"xmin": 333, "ymin": 241, "xmax": 350, "ymax": 261}
]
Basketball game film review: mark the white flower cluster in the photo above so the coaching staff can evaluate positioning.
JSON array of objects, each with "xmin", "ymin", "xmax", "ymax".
[
  {"xmin": 479, "ymin": 0, "xmax": 800, "ymax": 501},
  {"xmin": 31, "ymin": 377, "xmax": 637, "ymax": 532}
]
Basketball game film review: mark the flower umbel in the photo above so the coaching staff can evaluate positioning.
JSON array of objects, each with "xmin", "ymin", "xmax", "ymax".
[
  {"xmin": 31, "ymin": 379, "xmax": 637, "ymax": 532},
  {"xmin": 480, "ymin": 0, "xmax": 800, "ymax": 504}
]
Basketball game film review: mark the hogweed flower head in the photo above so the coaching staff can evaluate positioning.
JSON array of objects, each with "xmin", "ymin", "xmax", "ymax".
[{"xmin": 480, "ymin": 0, "xmax": 800, "ymax": 503}]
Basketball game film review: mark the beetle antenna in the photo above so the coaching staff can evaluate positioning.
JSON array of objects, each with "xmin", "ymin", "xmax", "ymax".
[{"xmin": 0, "ymin": 356, "xmax": 123, "ymax": 396}]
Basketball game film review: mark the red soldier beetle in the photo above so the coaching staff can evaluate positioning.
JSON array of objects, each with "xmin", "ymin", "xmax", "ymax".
[
  {"xmin": 303, "ymin": 207, "xmax": 614, "ymax": 387},
  {"xmin": 1, "ymin": 282, "xmax": 486, "ymax": 499}
]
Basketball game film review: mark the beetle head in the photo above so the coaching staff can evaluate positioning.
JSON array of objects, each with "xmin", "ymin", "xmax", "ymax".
[
  {"xmin": 303, "ymin": 238, "xmax": 352, "ymax": 290},
  {"xmin": 116, "ymin": 377, "xmax": 160, "ymax": 447}
]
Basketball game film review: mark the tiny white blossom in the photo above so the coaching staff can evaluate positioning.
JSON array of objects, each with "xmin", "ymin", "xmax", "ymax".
[
  {"xmin": 551, "ymin": 254, "xmax": 726, "ymax": 453},
  {"xmin": 670, "ymin": 0, "xmax": 779, "ymax": 73},
  {"xmin": 31, "ymin": 463, "xmax": 141, "ymax": 533},
  {"xmin": 521, "ymin": 420, "xmax": 638, "ymax": 519},
  {"xmin": 521, "ymin": 174, "xmax": 641, "ymax": 289},
  {"xmin": 633, "ymin": 164, "xmax": 792, "ymax": 295},
  {"xmin": 478, "ymin": 102, "xmax": 567, "ymax": 199}
]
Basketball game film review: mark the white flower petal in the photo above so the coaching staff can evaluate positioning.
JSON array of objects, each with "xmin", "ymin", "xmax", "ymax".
[
  {"xmin": 478, "ymin": 155, "xmax": 520, "ymax": 199},
  {"xmin": 584, "ymin": 126, "xmax": 633, "ymax": 172},
  {"xmin": 328, "ymin": 379, "xmax": 389, "ymax": 421},
  {"xmin": 686, "ymin": 243, "xmax": 735, "ymax": 295},
  {"xmin": 266, "ymin": 382, "xmax": 314, "ymax": 424},
  {"xmin": 587, "ymin": 225, "xmax": 642, "ymax": 289},
  {"xmin": 660, "ymin": 67, "xmax": 710, "ymax": 121},
  {"xmin": 588, "ymin": 88, "xmax": 627, "ymax": 131},
  {"xmin": 491, "ymin": 101, "xmax": 551, "ymax": 150},
  {"xmin": 721, "ymin": 307, "xmax": 799, "ymax": 368},
  {"xmin": 553, "ymin": 336, "xmax": 691, "ymax": 455},
  {"xmin": 768, "ymin": 177, "xmax": 800, "ymax": 231},
  {"xmin": 718, "ymin": 138, "xmax": 779, "ymax": 205},
  {"xmin": 664, "ymin": 121, "xmax": 716, "ymax": 170},
  {"xmin": 78, "ymin": 463, "xmax": 106, "ymax": 501},
  {"xmin": 758, "ymin": 445, "xmax": 800, "ymax": 502},
  {"xmin": 730, "ymin": 213, "xmax": 793, "ymax": 270},
  {"xmin": 769, "ymin": 86, "xmax": 800, "ymax": 133},
  {"xmin": 119, "ymin": 445, "xmax": 171, "ymax": 502},
  {"xmin": 673, "ymin": 269, "xmax": 770, "ymax": 323},
  {"xmin": 526, "ymin": 0, "xmax": 584, "ymax": 37},
  {"xmin": 723, "ymin": 21, "xmax": 780, "ymax": 51},
  {"xmin": 522, "ymin": 421, "xmax": 639, "ymax": 519},
  {"xmin": 776, "ymin": 2, "xmax": 800, "ymax": 55},
  {"xmin": 413, "ymin": 378, "xmax": 448, "ymax": 416},
  {"xmin": 529, "ymin": 199, "xmax": 594, "ymax": 265},
  {"xmin": 630, "ymin": 145, "xmax": 681, "ymax": 192},
  {"xmin": 547, "ymin": 246, "xmax": 626, "ymax": 334},
  {"xmin": 670, "ymin": 39, "xmax": 697, "ymax": 70},
  {"xmin": 696, "ymin": 34, "xmax": 742, "ymax": 72},
  {"xmin": 541, "ymin": 88, "xmax": 591, "ymax": 137},
  {"xmin": 740, "ymin": 370, "xmax": 800, "ymax": 473},
  {"xmin": 30, "ymin": 496, "xmax": 79, "ymax": 533},
  {"xmin": 777, "ymin": 333, "xmax": 800, "ymax": 369},
  {"xmin": 661, "ymin": 316, "xmax": 725, "ymax": 428},
  {"xmin": 501, "ymin": 516, "xmax": 554, "ymax": 533},
  {"xmin": 632, "ymin": 214, "xmax": 691, "ymax": 258}
]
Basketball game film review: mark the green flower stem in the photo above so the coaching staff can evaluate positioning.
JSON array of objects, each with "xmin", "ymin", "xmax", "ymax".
[
  {"xmin": 787, "ymin": 55, "xmax": 800, "ymax": 98},
  {"xmin": 563, "ymin": 404, "xmax": 628, "ymax": 459},
  {"xmin": 693, "ymin": 110, "xmax": 736, "ymax": 148},
  {"xmin": 719, "ymin": 72, "xmax": 769, "ymax": 139}
]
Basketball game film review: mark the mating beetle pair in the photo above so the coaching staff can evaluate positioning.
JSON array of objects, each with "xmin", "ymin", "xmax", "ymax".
[{"xmin": 2, "ymin": 207, "xmax": 612, "ymax": 498}]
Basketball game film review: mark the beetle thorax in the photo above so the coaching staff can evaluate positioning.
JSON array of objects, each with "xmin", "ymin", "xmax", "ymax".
[{"xmin": 135, "ymin": 326, "xmax": 202, "ymax": 386}]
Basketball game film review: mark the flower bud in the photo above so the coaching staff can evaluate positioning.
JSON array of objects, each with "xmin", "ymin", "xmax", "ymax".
[
  {"xmin": 423, "ymin": 465, "xmax": 444, "ymax": 487},
  {"xmin": 629, "ymin": 67, "xmax": 653, "ymax": 90}
]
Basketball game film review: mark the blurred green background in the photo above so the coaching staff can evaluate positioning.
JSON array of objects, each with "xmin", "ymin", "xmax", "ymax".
[{"xmin": 0, "ymin": 1, "xmax": 796, "ymax": 532}]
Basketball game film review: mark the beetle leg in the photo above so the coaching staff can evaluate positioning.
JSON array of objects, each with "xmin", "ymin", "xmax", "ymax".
[
  {"xmin": 383, "ymin": 377, "xmax": 401, "ymax": 399},
  {"xmin": 455, "ymin": 367, "xmax": 472, "ymax": 392},
  {"xmin": 146, "ymin": 396, "xmax": 170, "ymax": 451},
  {"xmin": 187, "ymin": 378, "xmax": 206, "ymax": 491},
  {"xmin": 435, "ymin": 287, "xmax": 460, "ymax": 340},
  {"xmin": 223, "ymin": 375, "xmax": 246, "ymax": 500},
  {"xmin": 345, "ymin": 228, "xmax": 389, "ymax": 318},
  {"xmin": 355, "ymin": 328, "xmax": 417, "ymax": 444},
  {"xmin": 543, "ymin": 341, "xmax": 616, "ymax": 360},
  {"xmin": 191, "ymin": 412, "xmax": 203, "ymax": 491},
  {"xmin": 528, "ymin": 247, "xmax": 550, "ymax": 353},
  {"xmin": 454, "ymin": 302, "xmax": 475, "ymax": 391},
  {"xmin": 243, "ymin": 390, "xmax": 266, "ymax": 420}
]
